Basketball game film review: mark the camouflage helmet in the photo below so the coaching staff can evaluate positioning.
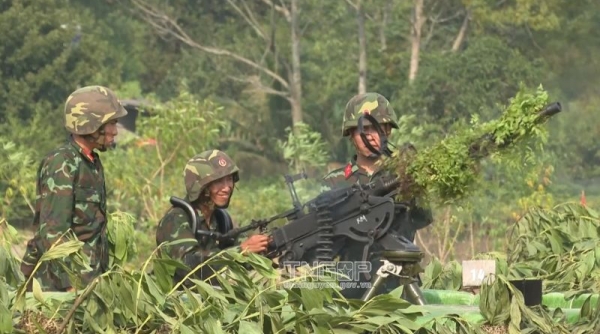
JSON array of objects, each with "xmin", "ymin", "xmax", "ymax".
[
  {"xmin": 342, "ymin": 92, "xmax": 399, "ymax": 137},
  {"xmin": 184, "ymin": 150, "xmax": 240, "ymax": 202},
  {"xmin": 64, "ymin": 85, "xmax": 128, "ymax": 135}
]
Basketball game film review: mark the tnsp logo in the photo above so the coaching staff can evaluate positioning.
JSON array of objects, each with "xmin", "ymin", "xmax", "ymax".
[{"xmin": 282, "ymin": 261, "xmax": 372, "ymax": 282}]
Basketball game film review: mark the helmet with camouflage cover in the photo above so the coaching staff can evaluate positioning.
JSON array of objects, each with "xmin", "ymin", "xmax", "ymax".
[
  {"xmin": 64, "ymin": 85, "xmax": 128, "ymax": 135},
  {"xmin": 184, "ymin": 150, "xmax": 240, "ymax": 203},
  {"xmin": 342, "ymin": 92, "xmax": 399, "ymax": 137}
]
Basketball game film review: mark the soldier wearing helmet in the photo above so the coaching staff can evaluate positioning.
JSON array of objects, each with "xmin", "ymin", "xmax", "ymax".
[
  {"xmin": 20, "ymin": 85, "xmax": 128, "ymax": 292},
  {"xmin": 318, "ymin": 92, "xmax": 433, "ymax": 300},
  {"xmin": 155, "ymin": 150, "xmax": 269, "ymax": 287}
]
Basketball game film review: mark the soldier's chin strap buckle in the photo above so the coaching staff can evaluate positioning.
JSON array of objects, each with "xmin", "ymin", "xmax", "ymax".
[
  {"xmin": 357, "ymin": 113, "xmax": 394, "ymax": 158},
  {"xmin": 88, "ymin": 126, "xmax": 117, "ymax": 152}
]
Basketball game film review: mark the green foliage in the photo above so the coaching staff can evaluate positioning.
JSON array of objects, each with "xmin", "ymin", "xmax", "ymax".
[
  {"xmin": 107, "ymin": 211, "xmax": 138, "ymax": 269},
  {"xmin": 0, "ymin": 219, "xmax": 25, "ymax": 288},
  {"xmin": 278, "ymin": 122, "xmax": 330, "ymax": 173},
  {"xmin": 421, "ymin": 201, "xmax": 600, "ymax": 294},
  {"xmin": 0, "ymin": 0, "xmax": 125, "ymax": 135},
  {"xmin": 467, "ymin": 0, "xmax": 562, "ymax": 31},
  {"xmin": 386, "ymin": 85, "xmax": 555, "ymax": 205},
  {"xmin": 0, "ymin": 139, "xmax": 37, "ymax": 225},
  {"xmin": 421, "ymin": 258, "xmax": 462, "ymax": 291},
  {"xmin": 509, "ymin": 202, "xmax": 600, "ymax": 293},
  {"xmin": 3, "ymin": 239, "xmax": 433, "ymax": 333},
  {"xmin": 103, "ymin": 90, "xmax": 225, "ymax": 221},
  {"xmin": 394, "ymin": 36, "xmax": 547, "ymax": 128}
]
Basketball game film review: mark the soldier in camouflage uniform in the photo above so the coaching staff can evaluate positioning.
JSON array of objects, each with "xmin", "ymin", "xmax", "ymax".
[
  {"xmin": 321, "ymin": 92, "xmax": 433, "ymax": 299},
  {"xmin": 20, "ymin": 85, "xmax": 128, "ymax": 292},
  {"xmin": 155, "ymin": 150, "xmax": 269, "ymax": 287}
]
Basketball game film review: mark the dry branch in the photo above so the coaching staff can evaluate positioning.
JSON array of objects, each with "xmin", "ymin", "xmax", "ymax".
[{"xmin": 130, "ymin": 0, "xmax": 290, "ymax": 90}]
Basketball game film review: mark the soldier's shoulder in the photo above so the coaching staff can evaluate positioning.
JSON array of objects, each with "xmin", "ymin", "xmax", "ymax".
[
  {"xmin": 159, "ymin": 206, "xmax": 189, "ymax": 224},
  {"xmin": 322, "ymin": 164, "xmax": 359, "ymax": 187},
  {"xmin": 322, "ymin": 166, "xmax": 344, "ymax": 180},
  {"xmin": 39, "ymin": 143, "xmax": 81, "ymax": 174}
]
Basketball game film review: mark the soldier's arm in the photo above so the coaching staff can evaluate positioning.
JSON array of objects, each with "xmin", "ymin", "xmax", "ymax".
[
  {"xmin": 156, "ymin": 212, "xmax": 232, "ymax": 272},
  {"xmin": 37, "ymin": 154, "xmax": 78, "ymax": 250}
]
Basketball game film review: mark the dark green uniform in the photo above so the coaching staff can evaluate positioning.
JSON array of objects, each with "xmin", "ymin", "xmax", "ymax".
[
  {"xmin": 155, "ymin": 206, "xmax": 240, "ymax": 286},
  {"xmin": 21, "ymin": 85, "xmax": 128, "ymax": 291}
]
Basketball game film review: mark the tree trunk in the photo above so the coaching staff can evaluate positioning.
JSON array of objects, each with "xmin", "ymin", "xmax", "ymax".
[
  {"xmin": 290, "ymin": 0, "xmax": 303, "ymax": 127},
  {"xmin": 357, "ymin": 0, "xmax": 367, "ymax": 94},
  {"xmin": 379, "ymin": 0, "xmax": 391, "ymax": 51},
  {"xmin": 409, "ymin": 0, "xmax": 425, "ymax": 83},
  {"xmin": 452, "ymin": 10, "xmax": 470, "ymax": 52}
]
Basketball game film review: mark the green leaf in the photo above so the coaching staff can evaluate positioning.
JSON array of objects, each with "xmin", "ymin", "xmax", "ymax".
[
  {"xmin": 239, "ymin": 320, "xmax": 263, "ymax": 334},
  {"xmin": 31, "ymin": 278, "xmax": 46, "ymax": 306}
]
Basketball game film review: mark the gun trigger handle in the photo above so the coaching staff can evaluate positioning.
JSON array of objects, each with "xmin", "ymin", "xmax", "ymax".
[{"xmin": 361, "ymin": 237, "xmax": 375, "ymax": 281}]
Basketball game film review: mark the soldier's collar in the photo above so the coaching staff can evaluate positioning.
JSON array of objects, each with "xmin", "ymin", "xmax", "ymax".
[
  {"xmin": 348, "ymin": 154, "xmax": 382, "ymax": 177},
  {"xmin": 344, "ymin": 156, "xmax": 362, "ymax": 179},
  {"xmin": 68, "ymin": 136, "xmax": 96, "ymax": 162}
]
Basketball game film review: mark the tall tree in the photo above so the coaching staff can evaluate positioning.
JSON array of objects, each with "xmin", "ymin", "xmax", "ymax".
[
  {"xmin": 129, "ymin": 0, "xmax": 305, "ymax": 131},
  {"xmin": 0, "ymin": 0, "xmax": 126, "ymax": 151}
]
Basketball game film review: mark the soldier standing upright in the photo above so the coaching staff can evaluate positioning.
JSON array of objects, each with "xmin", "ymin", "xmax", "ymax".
[
  {"xmin": 320, "ymin": 92, "xmax": 433, "ymax": 299},
  {"xmin": 155, "ymin": 150, "xmax": 269, "ymax": 287},
  {"xmin": 20, "ymin": 85, "xmax": 128, "ymax": 291}
]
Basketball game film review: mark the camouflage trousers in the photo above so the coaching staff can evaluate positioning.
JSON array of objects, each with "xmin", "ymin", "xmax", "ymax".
[{"xmin": 21, "ymin": 232, "xmax": 109, "ymax": 292}]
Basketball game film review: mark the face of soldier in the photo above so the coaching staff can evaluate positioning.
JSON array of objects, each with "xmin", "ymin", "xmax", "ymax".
[
  {"xmin": 95, "ymin": 120, "xmax": 119, "ymax": 152},
  {"xmin": 208, "ymin": 174, "xmax": 235, "ymax": 207},
  {"xmin": 350, "ymin": 124, "xmax": 391, "ymax": 158}
]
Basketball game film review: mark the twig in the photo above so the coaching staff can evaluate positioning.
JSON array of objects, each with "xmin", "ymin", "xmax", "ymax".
[
  {"xmin": 469, "ymin": 220, "xmax": 475, "ymax": 259},
  {"xmin": 227, "ymin": 75, "xmax": 290, "ymax": 98},
  {"xmin": 226, "ymin": 0, "xmax": 266, "ymax": 40},
  {"xmin": 260, "ymin": 0, "xmax": 290, "ymax": 21},
  {"xmin": 57, "ymin": 278, "xmax": 100, "ymax": 333},
  {"xmin": 131, "ymin": 0, "xmax": 290, "ymax": 89},
  {"xmin": 19, "ymin": 187, "xmax": 35, "ymax": 214},
  {"xmin": 149, "ymin": 141, "xmax": 183, "ymax": 182},
  {"xmin": 416, "ymin": 230, "xmax": 433, "ymax": 257},
  {"xmin": 344, "ymin": 0, "xmax": 375, "ymax": 20},
  {"xmin": 525, "ymin": 24, "xmax": 543, "ymax": 51}
]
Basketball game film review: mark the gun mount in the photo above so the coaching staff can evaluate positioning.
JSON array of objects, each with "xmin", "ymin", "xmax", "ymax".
[{"xmin": 262, "ymin": 178, "xmax": 427, "ymax": 305}]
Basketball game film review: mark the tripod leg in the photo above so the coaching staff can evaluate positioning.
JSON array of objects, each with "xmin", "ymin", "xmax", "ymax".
[
  {"xmin": 404, "ymin": 281, "xmax": 426, "ymax": 305},
  {"xmin": 360, "ymin": 260, "xmax": 403, "ymax": 302},
  {"xmin": 360, "ymin": 273, "xmax": 386, "ymax": 302}
]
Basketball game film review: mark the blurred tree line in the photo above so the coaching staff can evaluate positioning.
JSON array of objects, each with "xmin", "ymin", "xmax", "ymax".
[{"xmin": 1, "ymin": 0, "xmax": 599, "ymax": 262}]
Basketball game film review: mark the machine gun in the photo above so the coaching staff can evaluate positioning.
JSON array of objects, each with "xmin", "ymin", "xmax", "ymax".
[
  {"xmin": 263, "ymin": 173, "xmax": 426, "ymax": 304},
  {"xmin": 174, "ymin": 167, "xmax": 427, "ymax": 304}
]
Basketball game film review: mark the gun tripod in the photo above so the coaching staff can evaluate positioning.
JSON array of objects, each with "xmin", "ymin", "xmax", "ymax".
[{"xmin": 360, "ymin": 249, "xmax": 427, "ymax": 305}]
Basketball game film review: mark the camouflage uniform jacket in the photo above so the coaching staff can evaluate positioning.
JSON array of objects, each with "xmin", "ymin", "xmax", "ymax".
[
  {"xmin": 21, "ymin": 136, "xmax": 109, "ymax": 291},
  {"xmin": 319, "ymin": 155, "xmax": 433, "ymax": 298},
  {"xmin": 155, "ymin": 205, "xmax": 240, "ymax": 287}
]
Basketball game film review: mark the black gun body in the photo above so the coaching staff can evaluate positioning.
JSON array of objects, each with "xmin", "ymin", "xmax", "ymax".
[{"xmin": 268, "ymin": 186, "xmax": 397, "ymax": 262}]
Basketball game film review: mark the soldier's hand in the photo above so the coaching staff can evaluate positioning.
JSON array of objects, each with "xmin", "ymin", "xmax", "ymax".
[{"xmin": 240, "ymin": 234, "xmax": 270, "ymax": 253}]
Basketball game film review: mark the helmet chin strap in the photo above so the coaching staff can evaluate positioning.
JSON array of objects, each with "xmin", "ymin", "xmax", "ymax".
[
  {"xmin": 215, "ymin": 188, "xmax": 235, "ymax": 209},
  {"xmin": 357, "ymin": 114, "xmax": 394, "ymax": 158},
  {"xmin": 88, "ymin": 126, "xmax": 116, "ymax": 152}
]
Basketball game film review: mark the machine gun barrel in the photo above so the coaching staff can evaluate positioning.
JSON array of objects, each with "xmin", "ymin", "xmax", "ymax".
[
  {"xmin": 468, "ymin": 102, "xmax": 562, "ymax": 159},
  {"xmin": 219, "ymin": 207, "xmax": 299, "ymax": 240}
]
